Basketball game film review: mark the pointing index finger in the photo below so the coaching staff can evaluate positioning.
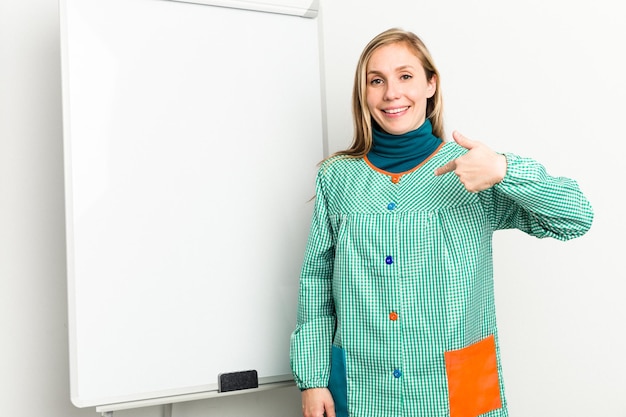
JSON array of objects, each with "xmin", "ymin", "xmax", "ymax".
[{"xmin": 434, "ymin": 159, "xmax": 457, "ymax": 176}]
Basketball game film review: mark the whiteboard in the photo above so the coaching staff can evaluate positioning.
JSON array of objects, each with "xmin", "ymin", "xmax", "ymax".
[{"xmin": 60, "ymin": 0, "xmax": 323, "ymax": 408}]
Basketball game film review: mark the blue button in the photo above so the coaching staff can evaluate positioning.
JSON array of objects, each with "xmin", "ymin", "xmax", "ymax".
[
  {"xmin": 393, "ymin": 369, "xmax": 402, "ymax": 378},
  {"xmin": 387, "ymin": 202, "xmax": 396, "ymax": 210},
  {"xmin": 385, "ymin": 256, "xmax": 393, "ymax": 265}
]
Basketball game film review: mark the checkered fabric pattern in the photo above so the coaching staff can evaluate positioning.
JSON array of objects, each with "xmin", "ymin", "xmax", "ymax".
[{"xmin": 290, "ymin": 142, "xmax": 593, "ymax": 417}]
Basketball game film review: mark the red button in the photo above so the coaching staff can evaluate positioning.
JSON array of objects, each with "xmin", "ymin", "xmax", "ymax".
[{"xmin": 389, "ymin": 312, "xmax": 398, "ymax": 321}]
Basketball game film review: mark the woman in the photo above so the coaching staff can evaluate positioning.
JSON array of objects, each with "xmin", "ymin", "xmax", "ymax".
[{"xmin": 290, "ymin": 28, "xmax": 593, "ymax": 417}]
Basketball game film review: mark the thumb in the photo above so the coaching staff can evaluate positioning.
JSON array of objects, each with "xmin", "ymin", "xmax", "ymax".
[{"xmin": 452, "ymin": 130, "xmax": 476, "ymax": 150}]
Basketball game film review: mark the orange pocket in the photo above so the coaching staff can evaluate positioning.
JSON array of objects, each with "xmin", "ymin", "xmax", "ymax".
[{"xmin": 444, "ymin": 335, "xmax": 502, "ymax": 417}]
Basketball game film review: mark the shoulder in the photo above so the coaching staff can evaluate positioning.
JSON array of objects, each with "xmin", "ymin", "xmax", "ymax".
[
  {"xmin": 318, "ymin": 154, "xmax": 364, "ymax": 177},
  {"xmin": 314, "ymin": 155, "xmax": 372, "ymax": 198},
  {"xmin": 437, "ymin": 141, "xmax": 469, "ymax": 160}
]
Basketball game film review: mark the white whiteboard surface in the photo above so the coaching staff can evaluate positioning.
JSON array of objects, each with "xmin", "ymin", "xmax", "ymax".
[{"xmin": 60, "ymin": 0, "xmax": 323, "ymax": 408}]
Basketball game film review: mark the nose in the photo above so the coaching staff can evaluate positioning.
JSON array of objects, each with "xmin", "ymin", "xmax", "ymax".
[{"xmin": 383, "ymin": 79, "xmax": 401, "ymax": 101}]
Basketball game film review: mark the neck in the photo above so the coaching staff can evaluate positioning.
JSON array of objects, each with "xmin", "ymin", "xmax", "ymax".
[{"xmin": 367, "ymin": 119, "xmax": 442, "ymax": 173}]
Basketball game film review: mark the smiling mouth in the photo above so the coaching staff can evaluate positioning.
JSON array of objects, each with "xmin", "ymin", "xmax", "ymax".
[{"xmin": 383, "ymin": 106, "xmax": 409, "ymax": 114}]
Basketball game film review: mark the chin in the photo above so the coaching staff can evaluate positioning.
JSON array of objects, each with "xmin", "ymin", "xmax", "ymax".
[{"xmin": 383, "ymin": 126, "xmax": 410, "ymax": 135}]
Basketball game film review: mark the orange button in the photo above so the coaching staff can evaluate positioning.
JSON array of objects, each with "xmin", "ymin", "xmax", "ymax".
[
  {"xmin": 391, "ymin": 176, "xmax": 400, "ymax": 184},
  {"xmin": 389, "ymin": 312, "xmax": 398, "ymax": 321}
]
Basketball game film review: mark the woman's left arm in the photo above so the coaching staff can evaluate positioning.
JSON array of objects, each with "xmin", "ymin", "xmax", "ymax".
[
  {"xmin": 485, "ymin": 152, "xmax": 594, "ymax": 240},
  {"xmin": 435, "ymin": 131, "xmax": 594, "ymax": 240}
]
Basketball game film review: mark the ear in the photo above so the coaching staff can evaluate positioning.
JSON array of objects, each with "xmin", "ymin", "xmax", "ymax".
[{"xmin": 426, "ymin": 75, "xmax": 437, "ymax": 99}]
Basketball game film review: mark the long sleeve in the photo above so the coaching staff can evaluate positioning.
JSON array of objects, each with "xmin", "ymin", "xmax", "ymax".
[
  {"xmin": 290, "ymin": 168, "xmax": 337, "ymax": 390},
  {"xmin": 480, "ymin": 152, "xmax": 594, "ymax": 240}
]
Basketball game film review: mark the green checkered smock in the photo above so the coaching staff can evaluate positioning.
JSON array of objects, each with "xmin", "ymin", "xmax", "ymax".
[{"xmin": 290, "ymin": 142, "xmax": 593, "ymax": 417}]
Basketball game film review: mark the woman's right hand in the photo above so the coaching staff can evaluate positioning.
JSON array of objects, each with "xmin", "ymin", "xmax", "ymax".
[{"xmin": 301, "ymin": 387, "xmax": 336, "ymax": 417}]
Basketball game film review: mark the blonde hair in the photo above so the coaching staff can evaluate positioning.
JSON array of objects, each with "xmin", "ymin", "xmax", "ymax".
[{"xmin": 332, "ymin": 28, "xmax": 444, "ymax": 159}]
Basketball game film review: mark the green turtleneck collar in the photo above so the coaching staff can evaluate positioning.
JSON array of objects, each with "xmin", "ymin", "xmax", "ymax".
[{"xmin": 367, "ymin": 119, "xmax": 443, "ymax": 174}]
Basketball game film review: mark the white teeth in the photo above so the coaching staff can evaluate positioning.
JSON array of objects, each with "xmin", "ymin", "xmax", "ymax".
[{"xmin": 384, "ymin": 107, "xmax": 408, "ymax": 114}]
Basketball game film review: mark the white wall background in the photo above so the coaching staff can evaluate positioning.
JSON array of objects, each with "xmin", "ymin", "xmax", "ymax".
[
  {"xmin": 1, "ymin": 1, "xmax": 623, "ymax": 417},
  {"xmin": 319, "ymin": 1, "xmax": 626, "ymax": 416}
]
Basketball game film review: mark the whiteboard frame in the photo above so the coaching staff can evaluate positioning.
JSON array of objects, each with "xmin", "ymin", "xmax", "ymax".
[
  {"xmin": 95, "ymin": 381, "xmax": 295, "ymax": 413},
  {"xmin": 60, "ymin": 0, "xmax": 325, "ymax": 409},
  {"xmin": 165, "ymin": 0, "xmax": 319, "ymax": 17}
]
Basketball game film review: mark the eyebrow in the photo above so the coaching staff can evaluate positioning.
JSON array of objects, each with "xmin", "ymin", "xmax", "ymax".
[{"xmin": 367, "ymin": 65, "xmax": 416, "ymax": 76}]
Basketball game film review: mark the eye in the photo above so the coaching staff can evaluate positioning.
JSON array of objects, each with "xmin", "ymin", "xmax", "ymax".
[
  {"xmin": 400, "ymin": 74, "xmax": 413, "ymax": 80},
  {"xmin": 370, "ymin": 78, "xmax": 384, "ymax": 86}
]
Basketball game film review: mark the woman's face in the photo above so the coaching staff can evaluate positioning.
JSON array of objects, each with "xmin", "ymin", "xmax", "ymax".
[{"xmin": 366, "ymin": 42, "xmax": 436, "ymax": 135}]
